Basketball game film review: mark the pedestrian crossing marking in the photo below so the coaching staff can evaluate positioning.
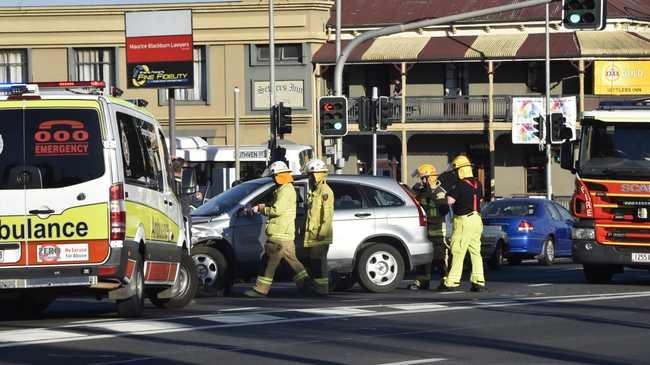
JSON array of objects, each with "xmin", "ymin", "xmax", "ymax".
[
  {"xmin": 84, "ymin": 320, "xmax": 189, "ymax": 333},
  {"xmin": 387, "ymin": 304, "xmax": 447, "ymax": 311},
  {"xmin": 296, "ymin": 307, "xmax": 374, "ymax": 315},
  {"xmin": 200, "ymin": 313, "xmax": 284, "ymax": 323},
  {"xmin": 0, "ymin": 328, "xmax": 85, "ymax": 343}
]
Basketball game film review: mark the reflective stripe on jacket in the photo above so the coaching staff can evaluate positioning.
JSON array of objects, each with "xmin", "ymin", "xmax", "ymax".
[
  {"xmin": 304, "ymin": 181, "xmax": 334, "ymax": 247},
  {"xmin": 413, "ymin": 183, "xmax": 447, "ymax": 238},
  {"xmin": 264, "ymin": 183, "xmax": 297, "ymax": 241}
]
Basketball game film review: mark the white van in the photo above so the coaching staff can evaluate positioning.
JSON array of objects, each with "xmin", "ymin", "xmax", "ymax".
[
  {"xmin": 0, "ymin": 82, "xmax": 197, "ymax": 317},
  {"xmin": 173, "ymin": 137, "xmax": 313, "ymax": 205}
]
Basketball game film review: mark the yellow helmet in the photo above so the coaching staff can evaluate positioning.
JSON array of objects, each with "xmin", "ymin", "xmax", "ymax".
[
  {"xmin": 417, "ymin": 164, "xmax": 437, "ymax": 178},
  {"xmin": 452, "ymin": 155, "xmax": 473, "ymax": 179}
]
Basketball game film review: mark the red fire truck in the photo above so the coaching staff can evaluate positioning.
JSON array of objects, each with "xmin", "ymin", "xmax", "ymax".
[{"xmin": 561, "ymin": 99, "xmax": 650, "ymax": 283}]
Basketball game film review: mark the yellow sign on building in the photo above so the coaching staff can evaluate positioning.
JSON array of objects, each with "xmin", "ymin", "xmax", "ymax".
[{"xmin": 594, "ymin": 60, "xmax": 650, "ymax": 95}]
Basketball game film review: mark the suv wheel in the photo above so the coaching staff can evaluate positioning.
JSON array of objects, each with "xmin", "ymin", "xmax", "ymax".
[
  {"xmin": 116, "ymin": 253, "xmax": 145, "ymax": 318},
  {"xmin": 357, "ymin": 243, "xmax": 404, "ymax": 293},
  {"xmin": 149, "ymin": 250, "xmax": 198, "ymax": 309},
  {"xmin": 192, "ymin": 245, "xmax": 232, "ymax": 297}
]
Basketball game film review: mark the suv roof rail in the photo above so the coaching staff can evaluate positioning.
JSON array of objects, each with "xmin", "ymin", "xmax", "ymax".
[{"xmin": 598, "ymin": 98, "xmax": 650, "ymax": 110}]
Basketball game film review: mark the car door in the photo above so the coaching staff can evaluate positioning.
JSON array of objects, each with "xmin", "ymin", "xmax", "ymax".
[
  {"xmin": 359, "ymin": 184, "xmax": 406, "ymax": 235},
  {"xmin": 231, "ymin": 184, "xmax": 274, "ymax": 274},
  {"xmin": 328, "ymin": 182, "xmax": 374, "ymax": 267},
  {"xmin": 552, "ymin": 202, "xmax": 574, "ymax": 256},
  {"xmin": 543, "ymin": 202, "xmax": 567, "ymax": 256}
]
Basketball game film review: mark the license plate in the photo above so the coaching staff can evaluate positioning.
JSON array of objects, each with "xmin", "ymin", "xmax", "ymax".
[{"xmin": 631, "ymin": 253, "xmax": 650, "ymax": 263}]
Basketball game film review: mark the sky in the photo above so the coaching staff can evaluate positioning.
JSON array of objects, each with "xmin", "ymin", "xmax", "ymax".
[{"xmin": 3, "ymin": 0, "xmax": 235, "ymax": 6}]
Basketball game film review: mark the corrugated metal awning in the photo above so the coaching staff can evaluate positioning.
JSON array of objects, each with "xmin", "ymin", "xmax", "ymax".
[
  {"xmin": 312, "ymin": 31, "xmax": 650, "ymax": 64},
  {"xmin": 361, "ymin": 36, "xmax": 430, "ymax": 62},
  {"xmin": 464, "ymin": 34, "xmax": 527, "ymax": 59},
  {"xmin": 578, "ymin": 31, "xmax": 650, "ymax": 57}
]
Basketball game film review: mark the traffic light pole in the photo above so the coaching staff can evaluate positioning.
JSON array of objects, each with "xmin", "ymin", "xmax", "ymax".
[
  {"xmin": 372, "ymin": 87, "xmax": 378, "ymax": 176},
  {"xmin": 334, "ymin": 0, "xmax": 343, "ymax": 174},
  {"xmin": 545, "ymin": 3, "xmax": 553, "ymax": 200},
  {"xmin": 334, "ymin": 0, "xmax": 553, "ymax": 97},
  {"xmin": 269, "ymin": 0, "xmax": 277, "ymax": 151}
]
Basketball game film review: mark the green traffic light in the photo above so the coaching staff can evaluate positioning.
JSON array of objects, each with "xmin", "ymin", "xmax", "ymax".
[{"xmin": 569, "ymin": 13, "xmax": 582, "ymax": 23}]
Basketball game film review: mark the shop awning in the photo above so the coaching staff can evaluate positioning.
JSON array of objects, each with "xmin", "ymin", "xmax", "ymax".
[
  {"xmin": 312, "ymin": 31, "xmax": 650, "ymax": 64},
  {"xmin": 361, "ymin": 37, "xmax": 430, "ymax": 62},
  {"xmin": 577, "ymin": 31, "xmax": 650, "ymax": 57}
]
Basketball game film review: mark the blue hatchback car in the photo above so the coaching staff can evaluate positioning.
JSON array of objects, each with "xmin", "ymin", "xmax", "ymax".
[{"xmin": 481, "ymin": 198, "xmax": 575, "ymax": 265}]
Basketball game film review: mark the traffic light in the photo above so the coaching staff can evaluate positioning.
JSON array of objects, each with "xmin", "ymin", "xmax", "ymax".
[
  {"xmin": 378, "ymin": 96, "xmax": 394, "ymax": 130},
  {"xmin": 550, "ymin": 113, "xmax": 565, "ymax": 144},
  {"xmin": 356, "ymin": 97, "xmax": 373, "ymax": 132},
  {"xmin": 318, "ymin": 96, "xmax": 348, "ymax": 137},
  {"xmin": 277, "ymin": 102, "xmax": 292, "ymax": 135},
  {"xmin": 562, "ymin": 0, "xmax": 607, "ymax": 30},
  {"xmin": 550, "ymin": 112, "xmax": 574, "ymax": 144},
  {"xmin": 532, "ymin": 114, "xmax": 544, "ymax": 142}
]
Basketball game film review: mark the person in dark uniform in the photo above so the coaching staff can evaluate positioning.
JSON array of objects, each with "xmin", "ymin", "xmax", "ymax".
[
  {"xmin": 440, "ymin": 155, "xmax": 486, "ymax": 292},
  {"xmin": 408, "ymin": 164, "xmax": 449, "ymax": 290}
]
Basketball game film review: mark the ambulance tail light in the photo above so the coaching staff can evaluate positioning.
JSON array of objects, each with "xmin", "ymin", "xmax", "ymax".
[
  {"xmin": 110, "ymin": 183, "xmax": 126, "ymax": 241},
  {"xmin": 400, "ymin": 184, "xmax": 427, "ymax": 227}
]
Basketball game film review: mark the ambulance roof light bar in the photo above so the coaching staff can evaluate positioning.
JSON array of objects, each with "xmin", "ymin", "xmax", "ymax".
[
  {"xmin": 0, "ymin": 83, "xmax": 40, "ymax": 96},
  {"xmin": 37, "ymin": 80, "xmax": 106, "ymax": 89}
]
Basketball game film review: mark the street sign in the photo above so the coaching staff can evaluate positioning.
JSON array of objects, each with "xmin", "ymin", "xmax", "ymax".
[
  {"xmin": 511, "ymin": 96, "xmax": 577, "ymax": 144},
  {"xmin": 125, "ymin": 10, "xmax": 194, "ymax": 89}
]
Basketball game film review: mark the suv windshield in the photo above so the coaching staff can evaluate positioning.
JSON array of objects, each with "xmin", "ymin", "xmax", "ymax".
[
  {"xmin": 0, "ymin": 108, "xmax": 105, "ymax": 189},
  {"xmin": 579, "ymin": 122, "xmax": 650, "ymax": 178},
  {"xmin": 484, "ymin": 201, "xmax": 536, "ymax": 216},
  {"xmin": 191, "ymin": 178, "xmax": 271, "ymax": 217}
]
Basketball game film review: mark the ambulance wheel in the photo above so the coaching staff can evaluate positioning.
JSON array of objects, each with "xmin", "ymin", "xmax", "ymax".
[
  {"xmin": 149, "ymin": 251, "xmax": 198, "ymax": 309},
  {"xmin": 357, "ymin": 243, "xmax": 404, "ymax": 293},
  {"xmin": 117, "ymin": 254, "xmax": 145, "ymax": 318}
]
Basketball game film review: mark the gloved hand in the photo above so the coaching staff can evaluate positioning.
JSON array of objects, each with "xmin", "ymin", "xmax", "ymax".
[{"xmin": 252, "ymin": 203, "xmax": 265, "ymax": 214}]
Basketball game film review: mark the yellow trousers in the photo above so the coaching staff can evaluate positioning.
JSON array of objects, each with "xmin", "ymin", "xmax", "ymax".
[{"xmin": 443, "ymin": 213, "xmax": 485, "ymax": 288}]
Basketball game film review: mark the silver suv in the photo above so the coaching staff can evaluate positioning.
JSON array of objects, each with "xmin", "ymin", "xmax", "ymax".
[{"xmin": 190, "ymin": 175, "xmax": 433, "ymax": 294}]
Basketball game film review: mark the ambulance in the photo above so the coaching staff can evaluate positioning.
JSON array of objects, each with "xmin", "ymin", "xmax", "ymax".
[{"xmin": 0, "ymin": 81, "xmax": 197, "ymax": 317}]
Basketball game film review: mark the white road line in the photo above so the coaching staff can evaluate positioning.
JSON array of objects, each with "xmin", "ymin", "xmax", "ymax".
[
  {"xmin": 84, "ymin": 320, "xmax": 189, "ymax": 333},
  {"xmin": 2, "ymin": 291, "xmax": 650, "ymax": 349},
  {"xmin": 91, "ymin": 357, "xmax": 157, "ymax": 365},
  {"xmin": 220, "ymin": 307, "xmax": 260, "ymax": 312},
  {"xmin": 528, "ymin": 283, "xmax": 552, "ymax": 287},
  {"xmin": 387, "ymin": 304, "xmax": 447, "ymax": 311},
  {"xmin": 296, "ymin": 308, "xmax": 374, "ymax": 315},
  {"xmin": 376, "ymin": 358, "xmax": 447, "ymax": 365},
  {"xmin": 200, "ymin": 314, "xmax": 284, "ymax": 324}
]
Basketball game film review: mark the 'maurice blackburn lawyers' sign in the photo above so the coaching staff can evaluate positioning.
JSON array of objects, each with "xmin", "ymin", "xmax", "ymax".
[{"xmin": 125, "ymin": 10, "xmax": 194, "ymax": 89}]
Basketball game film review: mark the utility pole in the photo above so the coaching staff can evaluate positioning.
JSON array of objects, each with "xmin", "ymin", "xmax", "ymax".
[
  {"xmin": 334, "ymin": 0, "xmax": 343, "ymax": 174},
  {"xmin": 372, "ymin": 87, "xmax": 378, "ymax": 176},
  {"xmin": 545, "ymin": 3, "xmax": 553, "ymax": 200},
  {"xmin": 234, "ymin": 87, "xmax": 241, "ymax": 181},
  {"xmin": 269, "ymin": 0, "xmax": 277, "ymax": 151}
]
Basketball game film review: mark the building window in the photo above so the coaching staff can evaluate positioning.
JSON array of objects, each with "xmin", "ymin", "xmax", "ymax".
[
  {"xmin": 255, "ymin": 44, "xmax": 302, "ymax": 64},
  {"xmin": 0, "ymin": 50, "xmax": 27, "ymax": 83},
  {"xmin": 74, "ymin": 48, "xmax": 115, "ymax": 89},
  {"xmin": 160, "ymin": 46, "xmax": 207, "ymax": 103}
]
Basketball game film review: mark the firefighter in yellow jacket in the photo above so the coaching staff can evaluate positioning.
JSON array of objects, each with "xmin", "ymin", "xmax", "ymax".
[
  {"xmin": 303, "ymin": 159, "xmax": 335, "ymax": 296},
  {"xmin": 244, "ymin": 161, "xmax": 310, "ymax": 297},
  {"xmin": 440, "ymin": 155, "xmax": 486, "ymax": 292}
]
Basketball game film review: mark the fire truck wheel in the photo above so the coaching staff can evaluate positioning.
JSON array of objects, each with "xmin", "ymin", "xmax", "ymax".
[{"xmin": 116, "ymin": 253, "xmax": 145, "ymax": 318}]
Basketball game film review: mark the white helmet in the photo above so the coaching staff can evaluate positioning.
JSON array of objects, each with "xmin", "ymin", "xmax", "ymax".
[
  {"xmin": 268, "ymin": 160, "xmax": 291, "ymax": 175},
  {"xmin": 303, "ymin": 159, "xmax": 328, "ymax": 174}
]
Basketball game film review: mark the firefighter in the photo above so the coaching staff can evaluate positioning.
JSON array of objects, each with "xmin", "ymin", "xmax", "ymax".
[
  {"xmin": 440, "ymin": 155, "xmax": 486, "ymax": 292},
  {"xmin": 302, "ymin": 159, "xmax": 334, "ymax": 296},
  {"xmin": 408, "ymin": 164, "xmax": 450, "ymax": 290},
  {"xmin": 244, "ymin": 161, "xmax": 310, "ymax": 297}
]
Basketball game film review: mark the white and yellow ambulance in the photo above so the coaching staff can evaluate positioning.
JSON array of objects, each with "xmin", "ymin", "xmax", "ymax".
[{"xmin": 0, "ymin": 82, "xmax": 197, "ymax": 317}]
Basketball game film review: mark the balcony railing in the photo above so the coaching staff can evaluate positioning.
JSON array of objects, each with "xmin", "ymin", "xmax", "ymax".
[
  {"xmin": 348, "ymin": 96, "xmax": 512, "ymax": 123},
  {"xmin": 347, "ymin": 95, "xmax": 650, "ymax": 125}
]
